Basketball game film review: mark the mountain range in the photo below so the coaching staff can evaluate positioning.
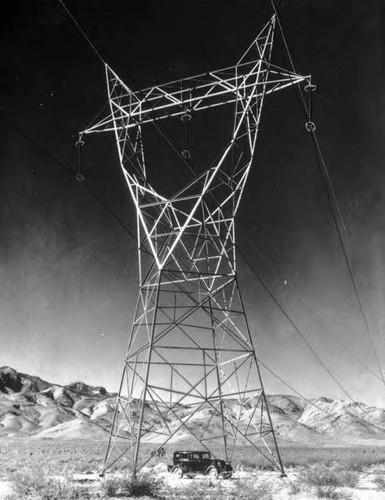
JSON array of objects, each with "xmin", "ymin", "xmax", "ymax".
[{"xmin": 1, "ymin": 366, "xmax": 385, "ymax": 447}]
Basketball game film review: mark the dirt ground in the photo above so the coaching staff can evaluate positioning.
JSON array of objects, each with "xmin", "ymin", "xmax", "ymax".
[
  {"xmin": 1, "ymin": 468, "xmax": 385, "ymax": 499},
  {"xmin": 0, "ymin": 481, "xmax": 12, "ymax": 499},
  {"xmin": 2, "ymin": 440, "xmax": 385, "ymax": 499}
]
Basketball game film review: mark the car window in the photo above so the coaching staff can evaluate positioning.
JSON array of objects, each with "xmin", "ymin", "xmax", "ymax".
[
  {"xmin": 201, "ymin": 453, "xmax": 210, "ymax": 460},
  {"xmin": 192, "ymin": 453, "xmax": 200, "ymax": 460}
]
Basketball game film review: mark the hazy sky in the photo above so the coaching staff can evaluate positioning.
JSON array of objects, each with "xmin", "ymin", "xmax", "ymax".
[{"xmin": 1, "ymin": 0, "xmax": 384, "ymax": 406}]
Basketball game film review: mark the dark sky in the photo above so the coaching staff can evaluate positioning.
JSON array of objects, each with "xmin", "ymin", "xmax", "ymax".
[{"xmin": 1, "ymin": 0, "xmax": 384, "ymax": 405}]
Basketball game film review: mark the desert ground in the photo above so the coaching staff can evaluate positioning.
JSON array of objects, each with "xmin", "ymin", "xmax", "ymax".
[{"xmin": 1, "ymin": 440, "xmax": 385, "ymax": 499}]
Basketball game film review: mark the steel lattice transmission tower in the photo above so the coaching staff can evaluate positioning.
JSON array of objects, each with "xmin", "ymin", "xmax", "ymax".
[{"xmin": 81, "ymin": 15, "xmax": 309, "ymax": 476}]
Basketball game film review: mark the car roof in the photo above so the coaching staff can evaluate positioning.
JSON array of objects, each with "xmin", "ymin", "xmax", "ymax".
[{"xmin": 174, "ymin": 450, "xmax": 210, "ymax": 453}]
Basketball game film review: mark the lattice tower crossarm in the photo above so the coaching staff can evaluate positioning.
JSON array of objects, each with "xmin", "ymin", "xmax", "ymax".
[{"xmin": 81, "ymin": 15, "xmax": 310, "ymax": 476}]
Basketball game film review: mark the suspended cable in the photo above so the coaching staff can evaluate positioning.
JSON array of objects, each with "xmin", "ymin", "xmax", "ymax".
[
  {"xmin": 57, "ymin": 0, "xmax": 114, "ymax": 185},
  {"xmin": 236, "ymin": 244, "xmax": 356, "ymax": 403},
  {"xmin": 239, "ymin": 241, "xmax": 385, "ymax": 427},
  {"xmin": 270, "ymin": 0, "xmax": 385, "ymax": 389},
  {"xmin": 237, "ymin": 229, "xmax": 384, "ymax": 384},
  {"xmin": 58, "ymin": 0, "xmax": 106, "ymax": 66},
  {"xmin": 310, "ymin": 134, "xmax": 385, "ymax": 388},
  {"xmin": 0, "ymin": 110, "xmax": 139, "ymax": 246},
  {"xmin": 271, "ymin": 0, "xmax": 348, "ymax": 238},
  {"xmin": 150, "ymin": 120, "xmax": 197, "ymax": 179},
  {"xmin": 84, "ymin": 102, "xmax": 110, "ymax": 132},
  {"xmin": 257, "ymin": 358, "xmax": 385, "ymax": 434},
  {"xmin": 271, "ymin": 0, "xmax": 346, "ymax": 239},
  {"xmin": 257, "ymin": 358, "xmax": 342, "ymax": 421}
]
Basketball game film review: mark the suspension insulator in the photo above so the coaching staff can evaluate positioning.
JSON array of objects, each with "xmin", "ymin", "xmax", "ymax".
[
  {"xmin": 181, "ymin": 111, "xmax": 192, "ymax": 122},
  {"xmin": 304, "ymin": 83, "xmax": 317, "ymax": 92},
  {"xmin": 181, "ymin": 149, "xmax": 191, "ymax": 159},
  {"xmin": 305, "ymin": 121, "xmax": 316, "ymax": 132},
  {"xmin": 75, "ymin": 173, "xmax": 85, "ymax": 182}
]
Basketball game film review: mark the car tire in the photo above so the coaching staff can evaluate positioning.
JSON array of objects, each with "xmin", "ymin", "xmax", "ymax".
[
  {"xmin": 208, "ymin": 467, "xmax": 219, "ymax": 479},
  {"xmin": 172, "ymin": 466, "xmax": 183, "ymax": 478}
]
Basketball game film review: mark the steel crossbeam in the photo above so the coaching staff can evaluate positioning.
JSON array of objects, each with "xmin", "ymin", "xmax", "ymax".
[
  {"xmin": 83, "ymin": 63, "xmax": 305, "ymax": 133},
  {"xmin": 81, "ymin": 15, "xmax": 310, "ymax": 477}
]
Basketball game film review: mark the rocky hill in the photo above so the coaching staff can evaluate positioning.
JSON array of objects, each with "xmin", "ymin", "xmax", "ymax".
[
  {"xmin": 1, "ymin": 366, "xmax": 385, "ymax": 446},
  {"xmin": 0, "ymin": 366, "xmax": 113, "ymax": 440}
]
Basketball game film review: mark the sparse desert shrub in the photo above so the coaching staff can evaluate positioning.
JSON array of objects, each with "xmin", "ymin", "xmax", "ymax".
[
  {"xmin": 287, "ymin": 480, "xmax": 301, "ymax": 495},
  {"xmin": 315, "ymin": 486, "xmax": 352, "ymax": 500},
  {"xmin": 332, "ymin": 469, "xmax": 359, "ymax": 488},
  {"xmin": 237, "ymin": 457, "xmax": 275, "ymax": 472},
  {"xmin": 233, "ymin": 480, "xmax": 273, "ymax": 500},
  {"xmin": 160, "ymin": 479, "xmax": 273, "ymax": 500},
  {"xmin": 299, "ymin": 465, "xmax": 358, "ymax": 489},
  {"xmin": 100, "ymin": 476, "xmax": 119, "ymax": 497},
  {"xmin": 8, "ymin": 466, "xmax": 45, "ymax": 497},
  {"xmin": 101, "ymin": 472, "xmax": 162, "ymax": 498},
  {"xmin": 123, "ymin": 475, "xmax": 161, "ymax": 497},
  {"xmin": 266, "ymin": 446, "xmax": 385, "ymax": 472},
  {"xmin": 314, "ymin": 485, "xmax": 341, "ymax": 499},
  {"xmin": 299, "ymin": 465, "xmax": 339, "ymax": 489},
  {"xmin": 373, "ymin": 474, "xmax": 385, "ymax": 491},
  {"xmin": 298, "ymin": 465, "xmax": 355, "ymax": 500},
  {"xmin": 238, "ymin": 457, "xmax": 259, "ymax": 470},
  {"xmin": 338, "ymin": 458, "xmax": 364, "ymax": 472},
  {"xmin": 166, "ymin": 481, "xmax": 223, "ymax": 500},
  {"xmin": 258, "ymin": 462, "xmax": 276, "ymax": 472},
  {"xmin": 9, "ymin": 465, "xmax": 90, "ymax": 499}
]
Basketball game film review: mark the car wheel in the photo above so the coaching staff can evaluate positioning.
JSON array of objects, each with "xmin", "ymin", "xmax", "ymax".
[
  {"xmin": 172, "ymin": 466, "xmax": 183, "ymax": 478},
  {"xmin": 208, "ymin": 467, "xmax": 219, "ymax": 479}
]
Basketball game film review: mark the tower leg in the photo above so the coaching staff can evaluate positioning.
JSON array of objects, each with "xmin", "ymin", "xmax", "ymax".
[{"xmin": 103, "ymin": 261, "xmax": 285, "ymax": 475}]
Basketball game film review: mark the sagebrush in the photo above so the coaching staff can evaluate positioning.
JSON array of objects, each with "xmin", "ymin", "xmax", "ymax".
[
  {"xmin": 8, "ymin": 466, "xmax": 91, "ymax": 499},
  {"xmin": 373, "ymin": 474, "xmax": 385, "ymax": 491},
  {"xmin": 101, "ymin": 472, "xmax": 162, "ymax": 498},
  {"xmin": 298, "ymin": 465, "xmax": 357, "ymax": 500}
]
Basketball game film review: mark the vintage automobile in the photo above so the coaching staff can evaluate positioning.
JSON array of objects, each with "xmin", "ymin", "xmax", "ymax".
[{"xmin": 169, "ymin": 450, "xmax": 233, "ymax": 478}]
